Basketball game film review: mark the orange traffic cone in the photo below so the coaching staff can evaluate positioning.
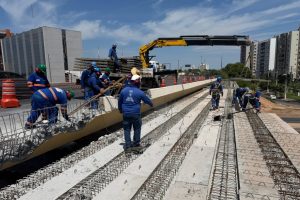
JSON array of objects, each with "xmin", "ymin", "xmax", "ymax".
[
  {"xmin": 182, "ymin": 76, "xmax": 186, "ymax": 84},
  {"xmin": 160, "ymin": 78, "xmax": 166, "ymax": 87},
  {"xmin": 189, "ymin": 77, "xmax": 192, "ymax": 83},
  {"xmin": 1, "ymin": 79, "xmax": 20, "ymax": 108},
  {"xmin": 173, "ymin": 77, "xmax": 177, "ymax": 85}
]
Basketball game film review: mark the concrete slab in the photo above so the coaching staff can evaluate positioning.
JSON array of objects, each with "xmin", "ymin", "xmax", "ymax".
[
  {"xmin": 259, "ymin": 112, "xmax": 300, "ymax": 174},
  {"xmin": 234, "ymin": 112, "xmax": 280, "ymax": 199},
  {"xmin": 19, "ymin": 90, "xmax": 209, "ymax": 200},
  {"xmin": 162, "ymin": 181, "xmax": 208, "ymax": 200},
  {"xmin": 163, "ymin": 91, "xmax": 227, "ymax": 200},
  {"xmin": 93, "ymin": 96, "xmax": 211, "ymax": 200}
]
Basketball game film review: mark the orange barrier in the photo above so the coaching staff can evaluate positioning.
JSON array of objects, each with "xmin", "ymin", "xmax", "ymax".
[
  {"xmin": 189, "ymin": 77, "xmax": 193, "ymax": 83},
  {"xmin": 160, "ymin": 78, "xmax": 166, "ymax": 87},
  {"xmin": 1, "ymin": 80, "xmax": 20, "ymax": 108}
]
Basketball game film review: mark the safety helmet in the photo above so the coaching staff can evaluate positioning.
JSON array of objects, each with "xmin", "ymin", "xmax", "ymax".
[
  {"xmin": 245, "ymin": 87, "xmax": 250, "ymax": 92},
  {"xmin": 66, "ymin": 90, "xmax": 75, "ymax": 100},
  {"xmin": 37, "ymin": 64, "xmax": 47, "ymax": 74},
  {"xmin": 112, "ymin": 44, "xmax": 117, "ymax": 48},
  {"xmin": 94, "ymin": 67, "xmax": 101, "ymax": 76},
  {"xmin": 131, "ymin": 74, "xmax": 141, "ymax": 87},
  {"xmin": 216, "ymin": 76, "xmax": 222, "ymax": 82},
  {"xmin": 105, "ymin": 67, "xmax": 111, "ymax": 72}
]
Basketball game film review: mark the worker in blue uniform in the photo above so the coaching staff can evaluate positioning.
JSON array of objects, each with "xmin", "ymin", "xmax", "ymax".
[
  {"xmin": 118, "ymin": 75, "xmax": 153, "ymax": 151},
  {"xmin": 25, "ymin": 87, "xmax": 74, "ymax": 129},
  {"xmin": 87, "ymin": 67, "xmax": 105, "ymax": 109},
  {"xmin": 80, "ymin": 61, "xmax": 97, "ymax": 100},
  {"xmin": 242, "ymin": 90, "xmax": 261, "ymax": 112},
  {"xmin": 101, "ymin": 67, "xmax": 112, "ymax": 96},
  {"xmin": 108, "ymin": 44, "xmax": 120, "ymax": 73},
  {"xmin": 209, "ymin": 77, "xmax": 223, "ymax": 110},
  {"xmin": 27, "ymin": 64, "xmax": 50, "ymax": 93},
  {"xmin": 233, "ymin": 87, "xmax": 249, "ymax": 107}
]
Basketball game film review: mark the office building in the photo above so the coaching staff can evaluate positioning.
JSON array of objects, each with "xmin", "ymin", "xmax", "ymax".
[
  {"xmin": 2, "ymin": 26, "xmax": 82, "ymax": 83},
  {"xmin": 240, "ymin": 45, "xmax": 251, "ymax": 68}
]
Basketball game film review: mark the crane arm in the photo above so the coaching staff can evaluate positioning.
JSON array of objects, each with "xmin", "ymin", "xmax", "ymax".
[{"xmin": 139, "ymin": 35, "xmax": 251, "ymax": 68}]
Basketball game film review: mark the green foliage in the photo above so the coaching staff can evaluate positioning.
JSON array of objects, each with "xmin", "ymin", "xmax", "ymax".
[{"xmin": 222, "ymin": 62, "xmax": 252, "ymax": 78}]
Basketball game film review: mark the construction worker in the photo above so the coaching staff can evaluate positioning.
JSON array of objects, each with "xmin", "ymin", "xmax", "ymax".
[
  {"xmin": 242, "ymin": 90, "xmax": 261, "ymax": 112},
  {"xmin": 118, "ymin": 74, "xmax": 153, "ymax": 152},
  {"xmin": 101, "ymin": 67, "xmax": 112, "ymax": 96},
  {"xmin": 80, "ymin": 61, "xmax": 97, "ymax": 100},
  {"xmin": 27, "ymin": 64, "xmax": 50, "ymax": 92},
  {"xmin": 233, "ymin": 87, "xmax": 249, "ymax": 107},
  {"xmin": 108, "ymin": 44, "xmax": 120, "ymax": 73},
  {"xmin": 25, "ymin": 87, "xmax": 74, "ymax": 129},
  {"xmin": 209, "ymin": 77, "xmax": 223, "ymax": 110},
  {"xmin": 87, "ymin": 67, "xmax": 105, "ymax": 109}
]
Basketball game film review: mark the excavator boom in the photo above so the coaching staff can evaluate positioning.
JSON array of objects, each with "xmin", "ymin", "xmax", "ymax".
[{"xmin": 139, "ymin": 35, "xmax": 251, "ymax": 68}]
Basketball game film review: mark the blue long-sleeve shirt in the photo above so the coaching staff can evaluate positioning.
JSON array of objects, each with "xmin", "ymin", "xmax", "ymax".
[
  {"xmin": 118, "ymin": 85, "xmax": 153, "ymax": 115},
  {"xmin": 80, "ymin": 69, "xmax": 93, "ymax": 88},
  {"xmin": 27, "ymin": 72, "xmax": 50, "ymax": 92},
  {"xmin": 108, "ymin": 48, "xmax": 118, "ymax": 62},
  {"xmin": 35, "ymin": 87, "xmax": 67, "ymax": 107},
  {"xmin": 88, "ymin": 73, "xmax": 104, "ymax": 94},
  {"xmin": 236, "ymin": 87, "xmax": 247, "ymax": 98}
]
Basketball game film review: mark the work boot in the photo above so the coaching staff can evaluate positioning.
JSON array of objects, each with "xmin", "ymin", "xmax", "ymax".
[{"xmin": 131, "ymin": 144, "xmax": 144, "ymax": 151}]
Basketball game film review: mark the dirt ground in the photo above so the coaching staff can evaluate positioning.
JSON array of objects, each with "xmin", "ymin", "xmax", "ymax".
[{"xmin": 261, "ymin": 97, "xmax": 300, "ymax": 132}]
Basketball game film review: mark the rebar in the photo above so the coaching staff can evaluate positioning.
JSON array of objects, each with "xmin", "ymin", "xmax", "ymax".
[
  {"xmin": 56, "ymin": 94, "xmax": 209, "ymax": 200},
  {"xmin": 246, "ymin": 111, "xmax": 300, "ymax": 199},
  {"xmin": 130, "ymin": 101, "xmax": 210, "ymax": 200},
  {"xmin": 208, "ymin": 86, "xmax": 239, "ymax": 199},
  {"xmin": 0, "ymin": 90, "xmax": 207, "ymax": 200}
]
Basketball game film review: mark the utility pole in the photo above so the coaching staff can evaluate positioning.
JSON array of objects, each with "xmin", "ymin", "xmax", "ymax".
[
  {"xmin": 48, "ymin": 54, "xmax": 53, "ymax": 83},
  {"xmin": 221, "ymin": 56, "xmax": 223, "ymax": 69},
  {"xmin": 177, "ymin": 60, "xmax": 180, "ymax": 70}
]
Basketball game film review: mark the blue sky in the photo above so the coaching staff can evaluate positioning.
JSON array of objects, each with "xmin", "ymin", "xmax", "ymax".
[{"xmin": 1, "ymin": 0, "xmax": 300, "ymax": 69}]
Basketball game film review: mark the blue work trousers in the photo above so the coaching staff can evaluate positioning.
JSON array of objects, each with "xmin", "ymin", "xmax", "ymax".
[
  {"xmin": 87, "ymin": 90, "xmax": 99, "ymax": 109},
  {"xmin": 242, "ymin": 96, "xmax": 260, "ymax": 110},
  {"xmin": 84, "ymin": 87, "xmax": 91, "ymax": 100},
  {"xmin": 122, "ymin": 114, "xmax": 142, "ymax": 149},
  {"xmin": 27, "ymin": 94, "xmax": 58, "ymax": 124},
  {"xmin": 211, "ymin": 95, "xmax": 220, "ymax": 109}
]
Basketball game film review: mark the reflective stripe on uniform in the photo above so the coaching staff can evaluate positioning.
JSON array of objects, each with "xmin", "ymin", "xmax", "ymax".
[
  {"xmin": 37, "ymin": 90, "xmax": 48, "ymax": 100},
  {"xmin": 33, "ymin": 84, "xmax": 46, "ymax": 87},
  {"xmin": 49, "ymin": 88, "xmax": 58, "ymax": 101}
]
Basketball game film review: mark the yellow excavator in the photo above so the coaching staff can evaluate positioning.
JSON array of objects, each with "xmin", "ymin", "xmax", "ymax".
[{"xmin": 139, "ymin": 35, "xmax": 251, "ymax": 68}]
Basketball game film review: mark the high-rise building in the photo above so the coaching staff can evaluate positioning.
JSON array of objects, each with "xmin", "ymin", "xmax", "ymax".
[
  {"xmin": 250, "ymin": 42, "xmax": 258, "ymax": 76},
  {"xmin": 240, "ymin": 45, "xmax": 251, "ymax": 68},
  {"xmin": 2, "ymin": 26, "xmax": 82, "ymax": 83},
  {"xmin": 275, "ymin": 30, "xmax": 299, "ymax": 79},
  {"xmin": 256, "ymin": 38, "xmax": 276, "ymax": 78},
  {"xmin": 297, "ymin": 27, "xmax": 300, "ymax": 79}
]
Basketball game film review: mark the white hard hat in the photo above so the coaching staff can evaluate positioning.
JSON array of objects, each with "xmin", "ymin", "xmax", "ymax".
[{"xmin": 131, "ymin": 74, "xmax": 141, "ymax": 81}]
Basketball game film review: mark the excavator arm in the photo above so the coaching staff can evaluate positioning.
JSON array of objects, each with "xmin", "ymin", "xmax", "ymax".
[{"xmin": 139, "ymin": 35, "xmax": 251, "ymax": 68}]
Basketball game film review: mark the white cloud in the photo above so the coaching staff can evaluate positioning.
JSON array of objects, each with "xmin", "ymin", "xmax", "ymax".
[{"xmin": 70, "ymin": 20, "xmax": 104, "ymax": 40}]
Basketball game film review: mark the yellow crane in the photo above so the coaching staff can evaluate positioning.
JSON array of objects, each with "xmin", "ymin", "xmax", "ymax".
[{"xmin": 139, "ymin": 35, "xmax": 251, "ymax": 68}]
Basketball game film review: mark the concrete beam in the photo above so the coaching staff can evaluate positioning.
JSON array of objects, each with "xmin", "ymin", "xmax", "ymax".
[
  {"xmin": 163, "ymin": 90, "xmax": 227, "ymax": 200},
  {"xmin": 234, "ymin": 112, "xmax": 280, "ymax": 199},
  {"xmin": 93, "ymin": 96, "xmax": 211, "ymax": 200},
  {"xmin": 18, "ymin": 90, "xmax": 209, "ymax": 200}
]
